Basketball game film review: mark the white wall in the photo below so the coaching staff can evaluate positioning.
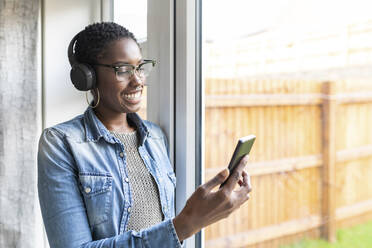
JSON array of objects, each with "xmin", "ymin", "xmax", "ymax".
[
  {"xmin": 41, "ymin": 1, "xmax": 102, "ymax": 247},
  {"xmin": 43, "ymin": 0, "xmax": 101, "ymax": 128}
]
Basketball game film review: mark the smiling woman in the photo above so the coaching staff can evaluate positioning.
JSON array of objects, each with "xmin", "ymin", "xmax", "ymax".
[{"xmin": 37, "ymin": 22, "xmax": 252, "ymax": 248}]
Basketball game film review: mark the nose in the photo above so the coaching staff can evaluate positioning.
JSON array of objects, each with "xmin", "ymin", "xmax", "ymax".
[{"xmin": 129, "ymin": 70, "xmax": 143, "ymax": 87}]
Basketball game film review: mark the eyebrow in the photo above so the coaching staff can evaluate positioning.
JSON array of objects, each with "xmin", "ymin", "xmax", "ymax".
[{"xmin": 113, "ymin": 59, "xmax": 143, "ymax": 66}]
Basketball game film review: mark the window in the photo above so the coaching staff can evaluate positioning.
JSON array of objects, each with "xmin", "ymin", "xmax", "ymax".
[{"xmin": 201, "ymin": 0, "xmax": 372, "ymax": 247}]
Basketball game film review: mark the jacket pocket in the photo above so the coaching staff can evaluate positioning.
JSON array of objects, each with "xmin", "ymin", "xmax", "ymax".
[{"xmin": 79, "ymin": 172, "xmax": 113, "ymax": 227}]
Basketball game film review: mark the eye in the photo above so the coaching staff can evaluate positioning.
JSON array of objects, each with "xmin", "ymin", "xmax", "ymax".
[
  {"xmin": 116, "ymin": 71, "xmax": 131, "ymax": 76},
  {"xmin": 116, "ymin": 65, "xmax": 133, "ymax": 73}
]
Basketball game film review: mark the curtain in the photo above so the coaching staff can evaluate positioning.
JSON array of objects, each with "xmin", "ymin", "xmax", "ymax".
[{"xmin": 0, "ymin": 0, "xmax": 41, "ymax": 247}]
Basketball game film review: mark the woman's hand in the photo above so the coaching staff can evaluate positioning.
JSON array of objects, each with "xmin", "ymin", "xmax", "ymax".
[{"xmin": 172, "ymin": 155, "xmax": 252, "ymax": 242}]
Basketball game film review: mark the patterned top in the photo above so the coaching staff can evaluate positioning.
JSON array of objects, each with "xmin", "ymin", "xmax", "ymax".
[{"xmin": 110, "ymin": 130, "xmax": 164, "ymax": 232}]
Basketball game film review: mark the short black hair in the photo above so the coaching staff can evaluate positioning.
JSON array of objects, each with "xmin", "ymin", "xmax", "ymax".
[{"xmin": 75, "ymin": 22, "xmax": 139, "ymax": 64}]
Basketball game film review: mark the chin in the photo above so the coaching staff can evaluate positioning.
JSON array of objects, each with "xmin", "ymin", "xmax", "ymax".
[{"xmin": 123, "ymin": 104, "xmax": 142, "ymax": 114}]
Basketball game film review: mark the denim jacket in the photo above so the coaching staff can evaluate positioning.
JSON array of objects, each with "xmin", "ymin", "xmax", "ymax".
[{"xmin": 37, "ymin": 106, "xmax": 184, "ymax": 248}]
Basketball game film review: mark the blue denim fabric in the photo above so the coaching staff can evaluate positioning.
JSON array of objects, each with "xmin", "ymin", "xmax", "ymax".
[{"xmin": 38, "ymin": 106, "xmax": 184, "ymax": 248}]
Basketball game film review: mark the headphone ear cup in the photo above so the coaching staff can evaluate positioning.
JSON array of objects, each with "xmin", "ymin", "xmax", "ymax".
[{"xmin": 70, "ymin": 63, "xmax": 96, "ymax": 91}]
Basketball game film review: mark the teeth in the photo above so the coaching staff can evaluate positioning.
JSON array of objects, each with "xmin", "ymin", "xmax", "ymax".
[{"xmin": 124, "ymin": 91, "xmax": 142, "ymax": 100}]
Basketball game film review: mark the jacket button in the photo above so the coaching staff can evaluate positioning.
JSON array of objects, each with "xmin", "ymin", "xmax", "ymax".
[
  {"xmin": 128, "ymin": 207, "xmax": 131, "ymax": 213},
  {"xmin": 85, "ymin": 187, "xmax": 91, "ymax": 193},
  {"xmin": 125, "ymin": 177, "xmax": 129, "ymax": 183},
  {"xmin": 119, "ymin": 152, "xmax": 124, "ymax": 158}
]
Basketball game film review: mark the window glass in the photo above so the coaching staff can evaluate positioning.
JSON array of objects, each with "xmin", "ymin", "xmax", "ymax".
[
  {"xmin": 114, "ymin": 0, "xmax": 147, "ymax": 42},
  {"xmin": 202, "ymin": 0, "xmax": 372, "ymax": 247}
]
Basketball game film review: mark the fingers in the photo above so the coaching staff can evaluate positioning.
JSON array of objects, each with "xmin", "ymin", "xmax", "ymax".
[
  {"xmin": 236, "ymin": 172, "xmax": 252, "ymax": 201},
  {"xmin": 243, "ymin": 172, "xmax": 252, "ymax": 192},
  {"xmin": 241, "ymin": 171, "xmax": 252, "ymax": 189},
  {"xmin": 247, "ymin": 172, "xmax": 251, "ymax": 188},
  {"xmin": 202, "ymin": 168, "xmax": 229, "ymax": 192},
  {"xmin": 222, "ymin": 155, "xmax": 249, "ymax": 192},
  {"xmin": 238, "ymin": 170, "xmax": 248, "ymax": 186}
]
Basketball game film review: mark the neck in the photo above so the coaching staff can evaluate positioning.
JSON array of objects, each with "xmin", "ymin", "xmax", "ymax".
[{"xmin": 93, "ymin": 105, "xmax": 135, "ymax": 133}]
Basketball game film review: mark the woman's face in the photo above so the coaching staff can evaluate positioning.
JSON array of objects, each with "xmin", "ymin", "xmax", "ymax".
[{"xmin": 94, "ymin": 38, "xmax": 145, "ymax": 114}]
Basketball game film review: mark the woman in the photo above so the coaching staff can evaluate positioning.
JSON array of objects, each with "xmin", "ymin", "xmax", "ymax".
[{"xmin": 38, "ymin": 22, "xmax": 252, "ymax": 248}]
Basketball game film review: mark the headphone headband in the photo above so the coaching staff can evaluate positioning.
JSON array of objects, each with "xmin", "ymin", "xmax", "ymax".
[{"xmin": 67, "ymin": 31, "xmax": 82, "ymax": 67}]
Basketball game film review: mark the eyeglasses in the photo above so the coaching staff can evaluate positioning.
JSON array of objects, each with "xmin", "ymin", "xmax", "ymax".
[{"xmin": 94, "ymin": 59, "xmax": 156, "ymax": 82}]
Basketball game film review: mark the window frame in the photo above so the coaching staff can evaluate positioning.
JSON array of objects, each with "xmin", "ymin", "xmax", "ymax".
[{"xmin": 147, "ymin": 0, "xmax": 202, "ymax": 247}]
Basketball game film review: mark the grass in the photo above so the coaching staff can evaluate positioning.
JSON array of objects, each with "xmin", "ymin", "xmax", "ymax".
[{"xmin": 281, "ymin": 220, "xmax": 372, "ymax": 248}]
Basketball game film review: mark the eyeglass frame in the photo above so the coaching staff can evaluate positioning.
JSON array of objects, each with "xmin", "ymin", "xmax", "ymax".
[{"xmin": 93, "ymin": 59, "xmax": 156, "ymax": 82}]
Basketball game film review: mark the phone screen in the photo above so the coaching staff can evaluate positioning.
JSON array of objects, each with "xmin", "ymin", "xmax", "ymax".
[
  {"xmin": 228, "ymin": 135, "xmax": 256, "ymax": 171},
  {"xmin": 220, "ymin": 135, "xmax": 256, "ymax": 188}
]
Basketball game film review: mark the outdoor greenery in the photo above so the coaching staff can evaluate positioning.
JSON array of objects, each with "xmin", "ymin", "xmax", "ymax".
[{"xmin": 281, "ymin": 221, "xmax": 372, "ymax": 248}]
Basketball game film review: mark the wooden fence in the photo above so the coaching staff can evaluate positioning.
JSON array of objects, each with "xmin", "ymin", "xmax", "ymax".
[{"xmin": 203, "ymin": 79, "xmax": 372, "ymax": 247}]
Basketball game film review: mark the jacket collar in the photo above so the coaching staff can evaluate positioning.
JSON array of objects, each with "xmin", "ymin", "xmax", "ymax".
[{"xmin": 83, "ymin": 106, "xmax": 149, "ymax": 146}]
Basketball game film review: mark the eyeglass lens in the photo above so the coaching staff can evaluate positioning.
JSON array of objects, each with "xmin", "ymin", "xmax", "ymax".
[{"xmin": 115, "ymin": 62, "xmax": 154, "ymax": 82}]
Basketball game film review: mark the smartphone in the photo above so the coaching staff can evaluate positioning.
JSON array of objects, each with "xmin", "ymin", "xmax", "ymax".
[{"xmin": 219, "ymin": 135, "xmax": 256, "ymax": 188}]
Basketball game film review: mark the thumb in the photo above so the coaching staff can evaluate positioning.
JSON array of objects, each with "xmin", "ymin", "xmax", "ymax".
[{"xmin": 202, "ymin": 168, "xmax": 229, "ymax": 192}]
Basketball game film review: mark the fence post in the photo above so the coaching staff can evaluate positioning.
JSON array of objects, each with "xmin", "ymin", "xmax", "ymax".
[{"xmin": 321, "ymin": 81, "xmax": 337, "ymax": 242}]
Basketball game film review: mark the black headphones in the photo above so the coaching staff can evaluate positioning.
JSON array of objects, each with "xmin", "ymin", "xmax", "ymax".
[{"xmin": 67, "ymin": 31, "xmax": 96, "ymax": 91}]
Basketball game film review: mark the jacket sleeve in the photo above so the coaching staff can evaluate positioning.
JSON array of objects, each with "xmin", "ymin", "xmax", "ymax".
[{"xmin": 37, "ymin": 128, "xmax": 183, "ymax": 248}]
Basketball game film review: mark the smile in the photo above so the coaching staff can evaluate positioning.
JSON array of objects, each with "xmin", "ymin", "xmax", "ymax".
[{"xmin": 123, "ymin": 91, "xmax": 142, "ymax": 101}]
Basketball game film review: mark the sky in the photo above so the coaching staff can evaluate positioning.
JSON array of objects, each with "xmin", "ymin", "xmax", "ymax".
[
  {"xmin": 114, "ymin": 0, "xmax": 372, "ymax": 42},
  {"xmin": 203, "ymin": 0, "xmax": 372, "ymax": 41}
]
